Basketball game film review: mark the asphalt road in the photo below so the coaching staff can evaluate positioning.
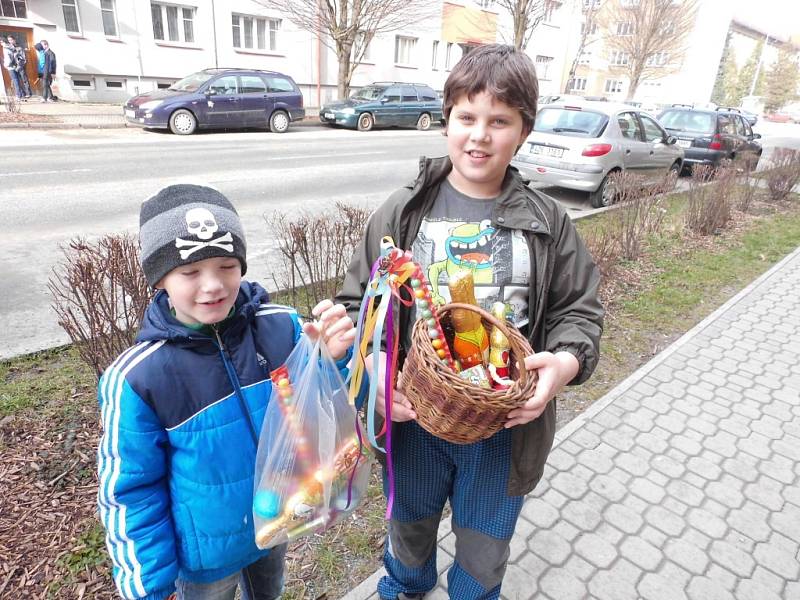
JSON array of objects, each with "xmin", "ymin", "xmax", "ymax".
[{"xmin": 2, "ymin": 120, "xmax": 798, "ymax": 359}]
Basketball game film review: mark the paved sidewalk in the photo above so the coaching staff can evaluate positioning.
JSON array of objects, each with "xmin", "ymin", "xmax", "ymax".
[{"xmin": 344, "ymin": 246, "xmax": 800, "ymax": 600}]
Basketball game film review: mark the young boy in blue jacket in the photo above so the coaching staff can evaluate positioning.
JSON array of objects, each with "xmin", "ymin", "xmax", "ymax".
[
  {"xmin": 97, "ymin": 184, "xmax": 355, "ymax": 600},
  {"xmin": 337, "ymin": 45, "xmax": 603, "ymax": 599}
]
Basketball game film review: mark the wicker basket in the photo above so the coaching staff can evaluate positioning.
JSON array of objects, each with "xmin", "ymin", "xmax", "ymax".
[{"xmin": 399, "ymin": 302, "xmax": 537, "ymax": 444}]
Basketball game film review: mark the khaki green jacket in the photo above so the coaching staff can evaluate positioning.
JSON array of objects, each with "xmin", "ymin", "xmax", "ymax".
[{"xmin": 336, "ymin": 156, "xmax": 604, "ymax": 495}]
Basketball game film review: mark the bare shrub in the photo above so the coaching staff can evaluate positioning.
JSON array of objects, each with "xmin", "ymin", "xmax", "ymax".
[
  {"xmin": 582, "ymin": 223, "xmax": 621, "ymax": 280},
  {"xmin": 48, "ymin": 234, "xmax": 153, "ymax": 379},
  {"xmin": 764, "ymin": 148, "xmax": 800, "ymax": 203},
  {"xmin": 733, "ymin": 167, "xmax": 759, "ymax": 213},
  {"xmin": 266, "ymin": 202, "xmax": 371, "ymax": 317},
  {"xmin": 685, "ymin": 165, "xmax": 735, "ymax": 235},
  {"xmin": 611, "ymin": 171, "xmax": 668, "ymax": 261},
  {"xmin": 4, "ymin": 93, "xmax": 20, "ymax": 113}
]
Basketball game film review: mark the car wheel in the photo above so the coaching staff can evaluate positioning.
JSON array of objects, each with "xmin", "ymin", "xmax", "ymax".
[
  {"xmin": 667, "ymin": 161, "xmax": 681, "ymax": 189},
  {"xmin": 357, "ymin": 112, "xmax": 374, "ymax": 132},
  {"xmin": 416, "ymin": 113, "xmax": 432, "ymax": 131},
  {"xmin": 589, "ymin": 172, "xmax": 618, "ymax": 208},
  {"xmin": 269, "ymin": 110, "xmax": 290, "ymax": 133},
  {"xmin": 169, "ymin": 109, "xmax": 197, "ymax": 135}
]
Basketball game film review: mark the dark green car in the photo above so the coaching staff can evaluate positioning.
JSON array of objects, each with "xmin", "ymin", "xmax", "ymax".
[{"xmin": 319, "ymin": 82, "xmax": 442, "ymax": 131}]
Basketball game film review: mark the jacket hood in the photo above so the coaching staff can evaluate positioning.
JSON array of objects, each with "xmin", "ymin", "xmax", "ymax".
[{"xmin": 136, "ymin": 280, "xmax": 269, "ymax": 344}]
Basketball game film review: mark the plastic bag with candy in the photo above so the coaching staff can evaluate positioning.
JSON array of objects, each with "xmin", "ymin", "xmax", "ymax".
[{"xmin": 253, "ymin": 334, "xmax": 372, "ymax": 549}]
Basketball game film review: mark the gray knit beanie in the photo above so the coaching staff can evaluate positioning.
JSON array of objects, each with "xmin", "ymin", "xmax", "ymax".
[{"xmin": 139, "ymin": 184, "xmax": 247, "ymax": 287}]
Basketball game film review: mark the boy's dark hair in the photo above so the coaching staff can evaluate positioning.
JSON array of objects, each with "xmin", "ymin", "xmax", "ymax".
[{"xmin": 442, "ymin": 44, "xmax": 539, "ymax": 135}]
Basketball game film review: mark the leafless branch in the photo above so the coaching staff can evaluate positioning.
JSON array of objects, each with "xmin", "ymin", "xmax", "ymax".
[
  {"xmin": 597, "ymin": 0, "xmax": 698, "ymax": 100},
  {"xmin": 256, "ymin": 0, "xmax": 437, "ymax": 96}
]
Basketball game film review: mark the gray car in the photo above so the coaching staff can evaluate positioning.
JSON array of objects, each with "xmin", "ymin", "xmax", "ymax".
[{"xmin": 512, "ymin": 102, "xmax": 684, "ymax": 207}]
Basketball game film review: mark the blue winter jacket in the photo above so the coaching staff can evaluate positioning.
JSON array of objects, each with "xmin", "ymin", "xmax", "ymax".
[{"xmin": 97, "ymin": 282, "xmax": 337, "ymax": 600}]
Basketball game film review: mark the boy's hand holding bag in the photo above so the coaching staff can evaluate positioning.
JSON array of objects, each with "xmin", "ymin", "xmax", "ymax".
[{"xmin": 253, "ymin": 333, "xmax": 372, "ymax": 549}]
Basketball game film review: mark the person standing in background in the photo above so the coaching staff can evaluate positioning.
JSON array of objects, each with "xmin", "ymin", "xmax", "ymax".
[
  {"xmin": 2, "ymin": 35, "xmax": 31, "ymax": 100},
  {"xmin": 34, "ymin": 42, "xmax": 45, "ymax": 96},
  {"xmin": 40, "ymin": 39, "xmax": 56, "ymax": 102}
]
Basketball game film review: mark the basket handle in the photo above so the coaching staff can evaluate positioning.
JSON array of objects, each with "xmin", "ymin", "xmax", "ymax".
[{"xmin": 439, "ymin": 302, "xmax": 531, "ymax": 385}]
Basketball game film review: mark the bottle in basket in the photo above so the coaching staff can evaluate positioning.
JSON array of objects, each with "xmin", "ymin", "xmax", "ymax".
[
  {"xmin": 447, "ymin": 269, "xmax": 490, "ymax": 369},
  {"xmin": 488, "ymin": 302, "xmax": 513, "ymax": 390}
]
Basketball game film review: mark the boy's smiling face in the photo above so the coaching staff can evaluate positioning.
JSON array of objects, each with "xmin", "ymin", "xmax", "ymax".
[
  {"xmin": 445, "ymin": 90, "xmax": 529, "ymax": 199},
  {"xmin": 157, "ymin": 256, "xmax": 242, "ymax": 326}
]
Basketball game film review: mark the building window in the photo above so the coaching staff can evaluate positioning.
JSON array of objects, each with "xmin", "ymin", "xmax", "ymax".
[
  {"xmin": 1, "ymin": 0, "xmax": 26, "ymax": 18},
  {"xmin": 620, "ymin": 0, "xmax": 639, "ymax": 6},
  {"xmin": 356, "ymin": 31, "xmax": 371, "ymax": 61},
  {"xmin": 478, "ymin": 0, "xmax": 495, "ymax": 8},
  {"xmin": 157, "ymin": 81, "xmax": 172, "ymax": 89},
  {"xmin": 645, "ymin": 51, "xmax": 668, "ymax": 67},
  {"xmin": 582, "ymin": 0, "xmax": 601, "ymax": 9},
  {"xmin": 570, "ymin": 77, "xmax": 587, "ymax": 91},
  {"xmin": 604, "ymin": 79, "xmax": 624, "ymax": 93},
  {"xmin": 445, "ymin": 42, "xmax": 454, "ymax": 69},
  {"xmin": 581, "ymin": 21, "xmax": 598, "ymax": 35},
  {"xmin": 535, "ymin": 55, "xmax": 554, "ymax": 80},
  {"xmin": 610, "ymin": 50, "xmax": 630, "ymax": 66},
  {"xmin": 61, "ymin": 0, "xmax": 81, "ymax": 34},
  {"xmin": 232, "ymin": 14, "xmax": 280, "ymax": 51},
  {"xmin": 432, "ymin": 40, "xmax": 439, "ymax": 69},
  {"xmin": 101, "ymin": 0, "xmax": 119, "ymax": 37},
  {"xmin": 578, "ymin": 50, "xmax": 592, "ymax": 65},
  {"xmin": 395, "ymin": 35, "xmax": 417, "ymax": 65},
  {"xmin": 104, "ymin": 79, "xmax": 124, "ymax": 88},
  {"xmin": 71, "ymin": 78, "xmax": 95, "ymax": 89},
  {"xmin": 543, "ymin": 0, "xmax": 559, "ymax": 23},
  {"xmin": 616, "ymin": 21, "xmax": 634, "ymax": 35},
  {"xmin": 152, "ymin": 3, "xmax": 196, "ymax": 43}
]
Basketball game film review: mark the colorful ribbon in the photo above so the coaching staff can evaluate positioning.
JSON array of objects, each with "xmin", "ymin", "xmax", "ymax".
[{"xmin": 348, "ymin": 237, "xmax": 417, "ymax": 518}]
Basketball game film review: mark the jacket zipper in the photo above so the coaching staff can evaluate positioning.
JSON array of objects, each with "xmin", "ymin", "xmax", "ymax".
[{"xmin": 213, "ymin": 326, "xmax": 259, "ymax": 446}]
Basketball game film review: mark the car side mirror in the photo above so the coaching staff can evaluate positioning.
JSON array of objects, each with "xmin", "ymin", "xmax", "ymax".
[
  {"xmin": 752, "ymin": 133, "xmax": 761, "ymax": 139},
  {"xmin": 666, "ymin": 135, "xmax": 677, "ymax": 145},
  {"xmin": 380, "ymin": 97, "xmax": 389, "ymax": 103}
]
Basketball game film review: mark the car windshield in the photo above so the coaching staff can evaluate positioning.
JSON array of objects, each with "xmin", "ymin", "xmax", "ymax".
[
  {"xmin": 659, "ymin": 110, "xmax": 715, "ymax": 134},
  {"xmin": 169, "ymin": 71, "xmax": 215, "ymax": 92},
  {"xmin": 534, "ymin": 107, "xmax": 607, "ymax": 137},
  {"xmin": 350, "ymin": 86, "xmax": 385, "ymax": 101}
]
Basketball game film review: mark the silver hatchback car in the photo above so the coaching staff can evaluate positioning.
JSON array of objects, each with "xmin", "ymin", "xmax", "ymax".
[{"xmin": 512, "ymin": 102, "xmax": 684, "ymax": 207}]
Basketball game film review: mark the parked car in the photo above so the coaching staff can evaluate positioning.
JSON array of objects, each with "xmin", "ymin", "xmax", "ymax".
[
  {"xmin": 123, "ymin": 68, "xmax": 305, "ymax": 135},
  {"xmin": 657, "ymin": 106, "xmax": 762, "ymax": 171},
  {"xmin": 319, "ymin": 82, "xmax": 442, "ymax": 131},
  {"xmin": 512, "ymin": 102, "xmax": 684, "ymax": 208},
  {"xmin": 714, "ymin": 106, "xmax": 758, "ymax": 126}
]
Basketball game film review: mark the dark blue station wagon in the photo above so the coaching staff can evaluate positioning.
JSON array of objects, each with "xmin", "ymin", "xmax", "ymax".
[{"xmin": 123, "ymin": 68, "xmax": 305, "ymax": 134}]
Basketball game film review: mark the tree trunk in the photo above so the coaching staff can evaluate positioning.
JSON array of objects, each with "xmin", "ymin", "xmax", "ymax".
[{"xmin": 336, "ymin": 41, "xmax": 353, "ymax": 99}]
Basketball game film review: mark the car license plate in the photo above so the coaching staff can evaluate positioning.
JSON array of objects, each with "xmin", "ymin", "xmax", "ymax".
[
  {"xmin": 531, "ymin": 144, "xmax": 564, "ymax": 158},
  {"xmin": 125, "ymin": 109, "xmax": 135, "ymax": 119},
  {"xmin": 324, "ymin": 112, "xmax": 335, "ymax": 120},
  {"xmin": 676, "ymin": 139, "xmax": 691, "ymax": 148}
]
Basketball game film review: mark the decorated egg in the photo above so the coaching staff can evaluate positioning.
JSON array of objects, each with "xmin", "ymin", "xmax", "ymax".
[{"xmin": 253, "ymin": 489, "xmax": 281, "ymax": 519}]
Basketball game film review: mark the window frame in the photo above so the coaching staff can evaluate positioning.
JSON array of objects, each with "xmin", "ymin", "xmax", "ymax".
[
  {"xmin": 1, "ymin": 0, "xmax": 27, "ymax": 19},
  {"xmin": 151, "ymin": 2, "xmax": 197, "ymax": 45},
  {"xmin": 61, "ymin": 0, "xmax": 82, "ymax": 35},
  {"xmin": 616, "ymin": 21, "xmax": 634, "ymax": 36},
  {"xmin": 535, "ymin": 55, "xmax": 554, "ymax": 80},
  {"xmin": 394, "ymin": 35, "xmax": 417, "ymax": 66},
  {"xmin": 231, "ymin": 16, "xmax": 281, "ymax": 52},
  {"xmin": 604, "ymin": 79, "xmax": 624, "ymax": 93},
  {"xmin": 100, "ymin": 0, "xmax": 119, "ymax": 37},
  {"xmin": 431, "ymin": 40, "xmax": 439, "ymax": 70},
  {"xmin": 570, "ymin": 77, "xmax": 587, "ymax": 92}
]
